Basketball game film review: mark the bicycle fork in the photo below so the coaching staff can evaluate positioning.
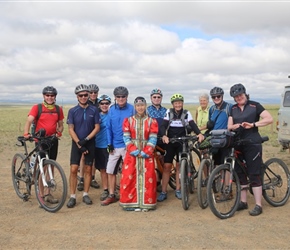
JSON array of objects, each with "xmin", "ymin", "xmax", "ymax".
[{"xmin": 38, "ymin": 154, "xmax": 55, "ymax": 188}]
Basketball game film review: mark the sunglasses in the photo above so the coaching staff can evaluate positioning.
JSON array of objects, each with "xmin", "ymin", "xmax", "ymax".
[
  {"xmin": 152, "ymin": 96, "xmax": 161, "ymax": 99},
  {"xmin": 90, "ymin": 91, "xmax": 98, "ymax": 94},
  {"xmin": 116, "ymin": 95, "xmax": 126, "ymax": 99},
  {"xmin": 212, "ymin": 95, "xmax": 221, "ymax": 99},
  {"xmin": 78, "ymin": 94, "xmax": 89, "ymax": 98},
  {"xmin": 100, "ymin": 102, "xmax": 110, "ymax": 106},
  {"xmin": 45, "ymin": 94, "xmax": 55, "ymax": 97}
]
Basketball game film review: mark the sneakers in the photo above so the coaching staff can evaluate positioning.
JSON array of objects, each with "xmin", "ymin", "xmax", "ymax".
[
  {"xmin": 83, "ymin": 195, "xmax": 93, "ymax": 205},
  {"xmin": 90, "ymin": 180, "xmax": 100, "ymax": 189},
  {"xmin": 100, "ymin": 190, "xmax": 109, "ymax": 201},
  {"xmin": 44, "ymin": 194, "xmax": 59, "ymax": 204},
  {"xmin": 237, "ymin": 201, "xmax": 248, "ymax": 211},
  {"xmin": 101, "ymin": 194, "xmax": 118, "ymax": 206},
  {"xmin": 77, "ymin": 181, "xmax": 84, "ymax": 191},
  {"xmin": 157, "ymin": 192, "xmax": 167, "ymax": 202},
  {"xmin": 175, "ymin": 190, "xmax": 182, "ymax": 200},
  {"xmin": 67, "ymin": 197, "xmax": 76, "ymax": 208},
  {"xmin": 249, "ymin": 204, "xmax": 263, "ymax": 216}
]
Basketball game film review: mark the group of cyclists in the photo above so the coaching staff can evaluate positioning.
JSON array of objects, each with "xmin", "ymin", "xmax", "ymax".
[{"xmin": 23, "ymin": 82, "xmax": 273, "ymax": 216}]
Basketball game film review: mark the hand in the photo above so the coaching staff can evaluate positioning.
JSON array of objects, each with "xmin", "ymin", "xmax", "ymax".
[
  {"xmin": 78, "ymin": 139, "xmax": 87, "ymax": 147},
  {"xmin": 140, "ymin": 151, "xmax": 149, "ymax": 158},
  {"xmin": 107, "ymin": 145, "xmax": 114, "ymax": 153},
  {"xmin": 56, "ymin": 131, "xmax": 62, "ymax": 138},
  {"xmin": 197, "ymin": 133, "xmax": 204, "ymax": 143},
  {"xmin": 79, "ymin": 146, "xmax": 89, "ymax": 154},
  {"xmin": 23, "ymin": 133, "xmax": 31, "ymax": 139},
  {"xmin": 162, "ymin": 135, "xmax": 169, "ymax": 144},
  {"xmin": 130, "ymin": 149, "xmax": 140, "ymax": 157}
]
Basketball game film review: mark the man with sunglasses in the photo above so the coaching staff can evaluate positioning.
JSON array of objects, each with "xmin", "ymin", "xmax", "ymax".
[
  {"xmin": 66, "ymin": 84, "xmax": 100, "ymax": 208},
  {"xmin": 23, "ymin": 86, "xmax": 64, "ymax": 204},
  {"xmin": 101, "ymin": 86, "xmax": 134, "ymax": 206}
]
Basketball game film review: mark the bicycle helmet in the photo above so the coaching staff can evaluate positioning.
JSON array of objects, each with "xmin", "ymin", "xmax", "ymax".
[
  {"xmin": 230, "ymin": 83, "xmax": 246, "ymax": 97},
  {"xmin": 150, "ymin": 88, "xmax": 163, "ymax": 96},
  {"xmin": 171, "ymin": 93, "xmax": 184, "ymax": 103},
  {"xmin": 134, "ymin": 96, "xmax": 146, "ymax": 105},
  {"xmin": 98, "ymin": 94, "xmax": 111, "ymax": 103},
  {"xmin": 88, "ymin": 84, "xmax": 99, "ymax": 93},
  {"xmin": 210, "ymin": 87, "xmax": 224, "ymax": 96},
  {"xmin": 75, "ymin": 84, "xmax": 89, "ymax": 94},
  {"xmin": 113, "ymin": 86, "xmax": 129, "ymax": 96},
  {"xmin": 42, "ymin": 86, "xmax": 57, "ymax": 95}
]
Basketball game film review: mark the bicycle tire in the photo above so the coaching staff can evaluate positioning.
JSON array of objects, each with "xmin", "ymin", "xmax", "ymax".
[
  {"xmin": 180, "ymin": 159, "xmax": 190, "ymax": 210},
  {"xmin": 11, "ymin": 153, "xmax": 31, "ymax": 200},
  {"xmin": 197, "ymin": 159, "xmax": 211, "ymax": 209},
  {"xmin": 35, "ymin": 159, "xmax": 67, "ymax": 213},
  {"xmin": 207, "ymin": 164, "xmax": 241, "ymax": 219},
  {"xmin": 191, "ymin": 146, "xmax": 201, "ymax": 179},
  {"xmin": 189, "ymin": 161, "xmax": 195, "ymax": 194},
  {"xmin": 263, "ymin": 158, "xmax": 290, "ymax": 207}
]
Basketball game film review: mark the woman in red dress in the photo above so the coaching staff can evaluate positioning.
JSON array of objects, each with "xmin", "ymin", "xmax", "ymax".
[{"xmin": 120, "ymin": 96, "xmax": 158, "ymax": 211}]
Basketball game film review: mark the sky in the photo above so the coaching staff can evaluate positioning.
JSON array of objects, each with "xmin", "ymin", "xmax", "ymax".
[{"xmin": 1, "ymin": 1, "xmax": 290, "ymax": 105}]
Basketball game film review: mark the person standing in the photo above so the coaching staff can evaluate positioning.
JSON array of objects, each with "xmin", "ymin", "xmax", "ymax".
[
  {"xmin": 195, "ymin": 93, "xmax": 210, "ymax": 134},
  {"xmin": 228, "ymin": 83, "xmax": 273, "ymax": 216},
  {"xmin": 158, "ymin": 93, "xmax": 204, "ymax": 202},
  {"xmin": 101, "ymin": 86, "xmax": 134, "ymax": 206},
  {"xmin": 66, "ymin": 84, "xmax": 100, "ymax": 208},
  {"xmin": 23, "ymin": 86, "xmax": 64, "ymax": 204},
  {"xmin": 77, "ymin": 83, "xmax": 100, "ymax": 191},
  {"xmin": 94, "ymin": 94, "xmax": 112, "ymax": 201},
  {"xmin": 120, "ymin": 96, "xmax": 158, "ymax": 211}
]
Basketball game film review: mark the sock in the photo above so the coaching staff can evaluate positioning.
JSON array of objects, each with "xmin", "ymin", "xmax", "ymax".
[
  {"xmin": 83, "ymin": 192, "xmax": 88, "ymax": 197},
  {"xmin": 70, "ymin": 194, "xmax": 76, "ymax": 199}
]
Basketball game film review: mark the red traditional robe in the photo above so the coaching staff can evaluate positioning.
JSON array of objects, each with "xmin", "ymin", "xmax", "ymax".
[{"xmin": 120, "ymin": 115, "xmax": 158, "ymax": 210}]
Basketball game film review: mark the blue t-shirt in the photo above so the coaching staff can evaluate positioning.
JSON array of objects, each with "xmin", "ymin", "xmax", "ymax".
[
  {"xmin": 209, "ymin": 101, "xmax": 232, "ymax": 130},
  {"xmin": 67, "ymin": 104, "xmax": 100, "ymax": 140},
  {"xmin": 95, "ymin": 112, "xmax": 108, "ymax": 148},
  {"xmin": 106, "ymin": 103, "xmax": 134, "ymax": 148}
]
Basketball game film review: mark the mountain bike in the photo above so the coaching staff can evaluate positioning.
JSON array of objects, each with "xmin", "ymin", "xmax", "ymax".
[
  {"xmin": 206, "ymin": 129, "xmax": 290, "ymax": 219},
  {"xmin": 11, "ymin": 130, "xmax": 67, "ymax": 213},
  {"xmin": 169, "ymin": 135, "xmax": 201, "ymax": 210}
]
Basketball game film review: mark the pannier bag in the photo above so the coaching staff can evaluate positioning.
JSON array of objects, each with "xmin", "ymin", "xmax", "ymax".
[{"xmin": 210, "ymin": 129, "xmax": 234, "ymax": 148}]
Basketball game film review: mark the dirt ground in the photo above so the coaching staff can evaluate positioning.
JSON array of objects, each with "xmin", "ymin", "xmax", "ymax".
[{"xmin": 1, "ymin": 137, "xmax": 290, "ymax": 250}]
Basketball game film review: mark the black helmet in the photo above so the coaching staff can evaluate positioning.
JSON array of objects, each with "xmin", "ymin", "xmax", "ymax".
[
  {"xmin": 75, "ymin": 84, "xmax": 89, "ymax": 94},
  {"xmin": 134, "ymin": 96, "xmax": 146, "ymax": 104},
  {"xmin": 230, "ymin": 83, "xmax": 246, "ymax": 97},
  {"xmin": 210, "ymin": 87, "xmax": 224, "ymax": 96},
  {"xmin": 113, "ymin": 86, "xmax": 129, "ymax": 96},
  {"xmin": 88, "ymin": 84, "xmax": 99, "ymax": 92},
  {"xmin": 42, "ymin": 86, "xmax": 57, "ymax": 95}
]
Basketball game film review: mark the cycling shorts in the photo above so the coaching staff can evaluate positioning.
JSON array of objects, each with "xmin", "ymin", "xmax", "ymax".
[
  {"xmin": 70, "ymin": 139, "xmax": 95, "ymax": 166},
  {"xmin": 95, "ymin": 148, "xmax": 109, "ymax": 170},
  {"xmin": 164, "ymin": 142, "xmax": 182, "ymax": 164}
]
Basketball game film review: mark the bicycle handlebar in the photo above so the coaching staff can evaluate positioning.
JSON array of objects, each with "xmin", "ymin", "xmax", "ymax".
[
  {"xmin": 17, "ymin": 134, "xmax": 59, "ymax": 146},
  {"xmin": 169, "ymin": 135, "xmax": 198, "ymax": 144}
]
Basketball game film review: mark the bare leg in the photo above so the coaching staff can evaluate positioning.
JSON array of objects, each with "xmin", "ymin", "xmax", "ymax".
[
  {"xmin": 252, "ymin": 186, "xmax": 262, "ymax": 207},
  {"xmin": 100, "ymin": 169, "xmax": 108, "ymax": 189},
  {"xmin": 161, "ymin": 163, "xmax": 171, "ymax": 193},
  {"xmin": 240, "ymin": 185, "xmax": 247, "ymax": 203},
  {"xmin": 69, "ymin": 164, "xmax": 79, "ymax": 195},
  {"xmin": 83, "ymin": 165, "xmax": 92, "ymax": 193},
  {"xmin": 108, "ymin": 173, "xmax": 116, "ymax": 195}
]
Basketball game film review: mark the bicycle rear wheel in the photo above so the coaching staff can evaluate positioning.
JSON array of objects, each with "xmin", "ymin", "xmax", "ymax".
[
  {"xmin": 263, "ymin": 158, "xmax": 290, "ymax": 207},
  {"xmin": 35, "ymin": 159, "xmax": 67, "ymax": 213},
  {"xmin": 197, "ymin": 159, "xmax": 211, "ymax": 209},
  {"xmin": 11, "ymin": 153, "xmax": 31, "ymax": 200},
  {"xmin": 180, "ymin": 159, "xmax": 190, "ymax": 210},
  {"xmin": 207, "ymin": 164, "xmax": 240, "ymax": 219}
]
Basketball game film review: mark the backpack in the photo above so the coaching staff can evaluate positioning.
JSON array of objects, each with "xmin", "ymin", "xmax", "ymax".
[
  {"xmin": 209, "ymin": 102, "xmax": 230, "ymax": 118},
  {"xmin": 167, "ymin": 108, "xmax": 189, "ymax": 132},
  {"xmin": 31, "ymin": 104, "xmax": 60, "ymax": 135}
]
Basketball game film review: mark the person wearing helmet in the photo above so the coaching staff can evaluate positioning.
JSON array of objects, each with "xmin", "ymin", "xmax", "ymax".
[
  {"xmin": 94, "ymin": 94, "xmax": 112, "ymax": 201},
  {"xmin": 88, "ymin": 84, "xmax": 99, "ymax": 107},
  {"xmin": 157, "ymin": 93, "xmax": 204, "ymax": 202},
  {"xmin": 23, "ymin": 86, "xmax": 64, "ymax": 204},
  {"xmin": 101, "ymin": 86, "xmax": 134, "ymax": 206},
  {"xmin": 66, "ymin": 84, "xmax": 101, "ymax": 208},
  {"xmin": 228, "ymin": 83, "xmax": 273, "ymax": 216},
  {"xmin": 120, "ymin": 96, "xmax": 158, "ymax": 211}
]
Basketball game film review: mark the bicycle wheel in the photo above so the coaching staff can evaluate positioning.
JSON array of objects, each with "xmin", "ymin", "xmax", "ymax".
[
  {"xmin": 197, "ymin": 159, "xmax": 211, "ymax": 209},
  {"xmin": 263, "ymin": 158, "xmax": 290, "ymax": 207},
  {"xmin": 180, "ymin": 159, "xmax": 190, "ymax": 210},
  {"xmin": 207, "ymin": 164, "xmax": 240, "ymax": 219},
  {"xmin": 189, "ymin": 161, "xmax": 195, "ymax": 194},
  {"xmin": 191, "ymin": 146, "xmax": 201, "ymax": 179},
  {"xmin": 11, "ymin": 153, "xmax": 31, "ymax": 200},
  {"xmin": 35, "ymin": 159, "xmax": 67, "ymax": 213}
]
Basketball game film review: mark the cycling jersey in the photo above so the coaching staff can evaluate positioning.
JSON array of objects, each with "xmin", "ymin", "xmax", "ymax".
[
  {"xmin": 95, "ymin": 112, "xmax": 108, "ymax": 148},
  {"xmin": 147, "ymin": 105, "xmax": 167, "ymax": 135}
]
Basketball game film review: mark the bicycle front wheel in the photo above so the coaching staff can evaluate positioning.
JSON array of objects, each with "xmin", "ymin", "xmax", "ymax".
[
  {"xmin": 11, "ymin": 153, "xmax": 31, "ymax": 200},
  {"xmin": 263, "ymin": 158, "xmax": 290, "ymax": 207},
  {"xmin": 197, "ymin": 159, "xmax": 211, "ymax": 209},
  {"xmin": 180, "ymin": 159, "xmax": 190, "ymax": 210},
  {"xmin": 35, "ymin": 159, "xmax": 67, "ymax": 213},
  {"xmin": 207, "ymin": 164, "xmax": 240, "ymax": 219}
]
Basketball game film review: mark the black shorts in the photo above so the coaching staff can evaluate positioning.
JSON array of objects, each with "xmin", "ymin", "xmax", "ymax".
[
  {"xmin": 36, "ymin": 138, "xmax": 58, "ymax": 160},
  {"xmin": 212, "ymin": 147, "xmax": 230, "ymax": 166},
  {"xmin": 70, "ymin": 139, "xmax": 95, "ymax": 166},
  {"xmin": 164, "ymin": 142, "xmax": 182, "ymax": 163},
  {"xmin": 94, "ymin": 148, "xmax": 109, "ymax": 170}
]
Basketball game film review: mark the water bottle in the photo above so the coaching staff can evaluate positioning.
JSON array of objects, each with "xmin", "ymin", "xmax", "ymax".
[{"xmin": 30, "ymin": 154, "xmax": 36, "ymax": 174}]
